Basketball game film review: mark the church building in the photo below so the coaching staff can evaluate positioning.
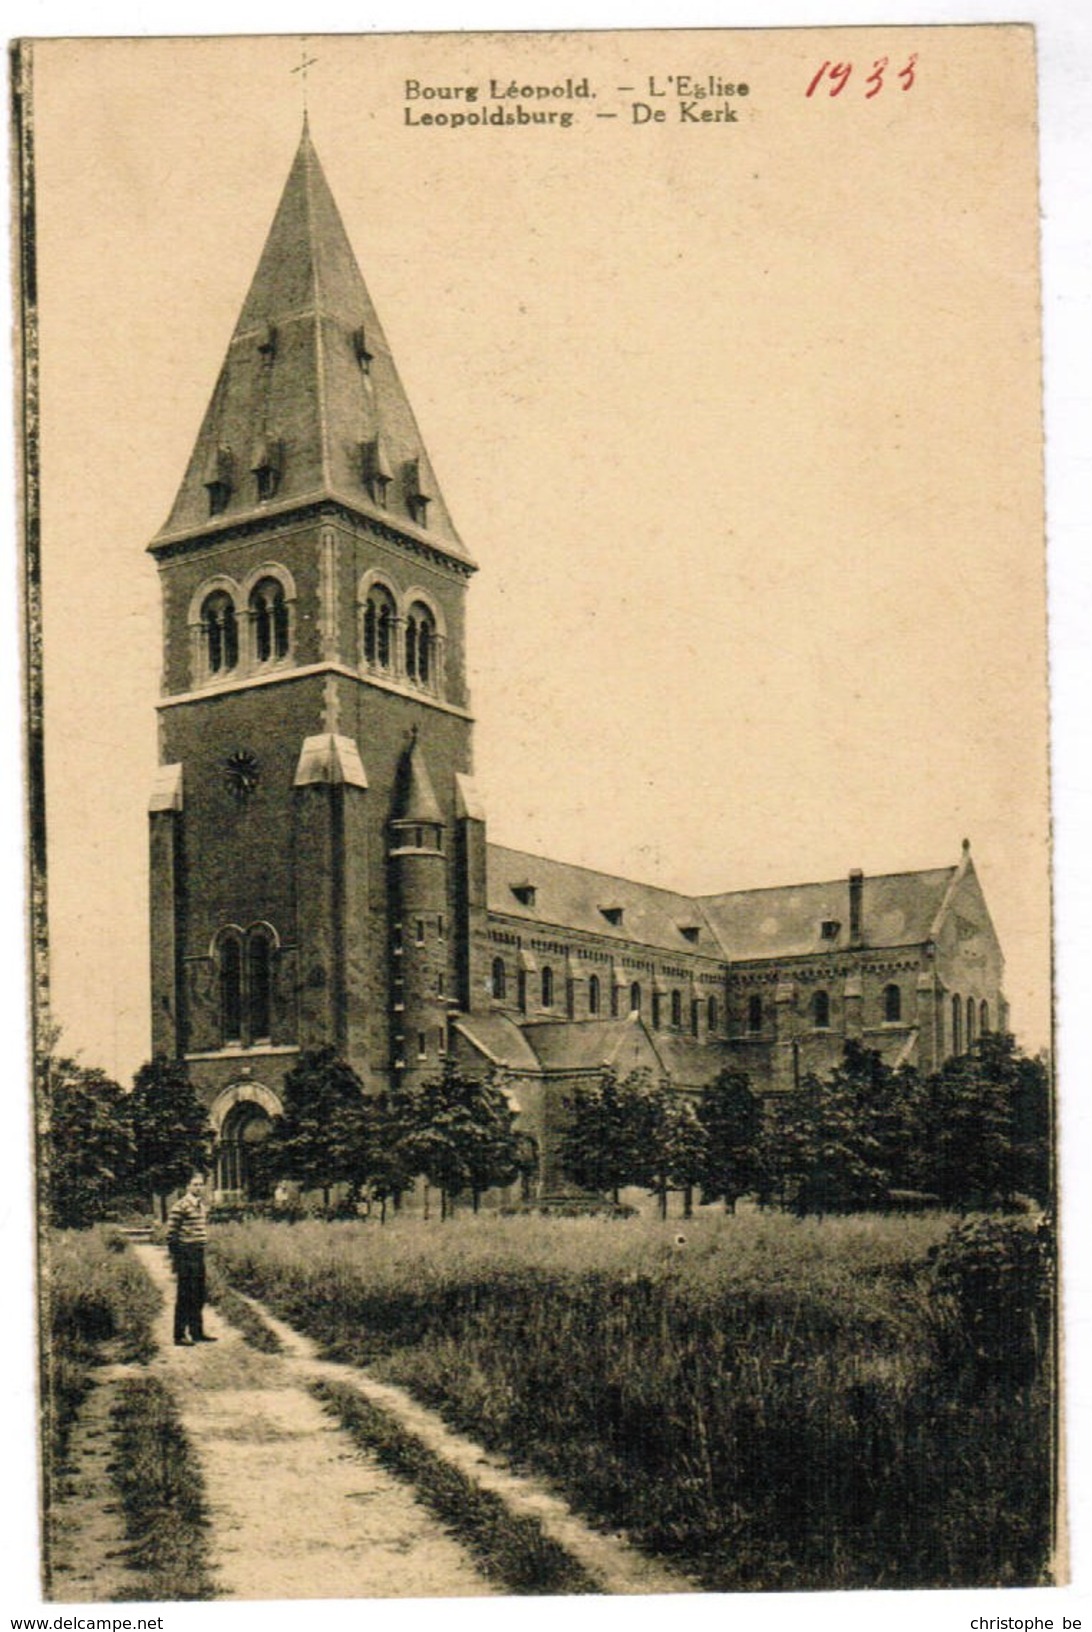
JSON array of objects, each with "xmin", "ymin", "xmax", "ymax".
[{"xmin": 147, "ymin": 126, "xmax": 1007, "ymax": 1199}]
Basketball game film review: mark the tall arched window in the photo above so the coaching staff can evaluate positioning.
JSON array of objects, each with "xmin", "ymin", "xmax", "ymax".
[
  {"xmin": 588, "ymin": 974, "xmax": 601, "ymax": 1016},
  {"xmin": 249, "ymin": 578, "xmax": 289, "ymax": 664},
  {"xmin": 491, "ymin": 957, "xmax": 506, "ymax": 1001},
  {"xmin": 690, "ymin": 999, "xmax": 700, "ymax": 1037},
  {"xmin": 517, "ymin": 970, "xmax": 527, "ymax": 1013},
  {"xmin": 541, "ymin": 966, "xmax": 554, "ymax": 1008},
  {"xmin": 405, "ymin": 602, "xmax": 437, "ymax": 687},
  {"xmin": 203, "ymin": 590, "xmax": 238, "ymax": 676},
  {"xmin": 952, "ymin": 993, "xmax": 963, "ymax": 1055},
  {"xmin": 247, "ymin": 928, "xmax": 273, "ymax": 1041},
  {"xmin": 748, "ymin": 994, "xmax": 763, "ymax": 1033},
  {"xmin": 566, "ymin": 977, "xmax": 575, "ymax": 1019},
  {"xmin": 708, "ymin": 995, "xmax": 719, "ymax": 1033},
  {"xmin": 219, "ymin": 934, "xmax": 243, "ymax": 1043},
  {"xmin": 671, "ymin": 990, "xmax": 682, "ymax": 1028},
  {"xmin": 651, "ymin": 991, "xmax": 662, "ymax": 1030},
  {"xmin": 884, "ymin": 983, "xmax": 902, "ymax": 1023},
  {"xmin": 363, "ymin": 584, "xmax": 396, "ymax": 671},
  {"xmin": 813, "ymin": 989, "xmax": 830, "ymax": 1028},
  {"xmin": 966, "ymin": 995, "xmax": 977, "ymax": 1048},
  {"xmin": 980, "ymin": 999, "xmax": 990, "ymax": 1035},
  {"xmin": 630, "ymin": 981, "xmax": 642, "ymax": 1015}
]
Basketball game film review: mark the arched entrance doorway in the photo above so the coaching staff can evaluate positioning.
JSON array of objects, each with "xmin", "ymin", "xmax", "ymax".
[{"xmin": 209, "ymin": 1081, "xmax": 282, "ymax": 1202}]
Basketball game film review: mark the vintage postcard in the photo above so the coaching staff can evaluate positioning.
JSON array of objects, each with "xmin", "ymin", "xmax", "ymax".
[{"xmin": 11, "ymin": 25, "xmax": 1060, "ymax": 1614}]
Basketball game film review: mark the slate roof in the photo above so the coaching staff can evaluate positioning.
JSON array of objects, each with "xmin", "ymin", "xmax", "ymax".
[
  {"xmin": 519, "ymin": 1017, "xmax": 657, "ymax": 1074},
  {"xmin": 486, "ymin": 843, "xmax": 960, "ymax": 966},
  {"xmin": 152, "ymin": 122, "xmax": 469, "ymax": 562},
  {"xmin": 697, "ymin": 868, "xmax": 958, "ymax": 962},
  {"xmin": 486, "ymin": 845, "xmax": 720, "ymax": 958},
  {"xmin": 451, "ymin": 1012, "xmax": 541, "ymax": 1073}
]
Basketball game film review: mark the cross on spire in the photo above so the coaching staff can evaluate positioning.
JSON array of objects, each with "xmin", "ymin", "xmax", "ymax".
[{"xmin": 291, "ymin": 38, "xmax": 319, "ymax": 115}]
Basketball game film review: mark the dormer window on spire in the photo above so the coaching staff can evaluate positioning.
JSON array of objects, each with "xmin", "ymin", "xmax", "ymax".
[
  {"xmin": 405, "ymin": 458, "xmax": 430, "ymax": 527},
  {"xmin": 353, "ymin": 324, "xmax": 374, "ymax": 375},
  {"xmin": 361, "ymin": 437, "xmax": 392, "ymax": 508},
  {"xmin": 204, "ymin": 444, "xmax": 234, "ymax": 516},
  {"xmin": 257, "ymin": 321, "xmax": 278, "ymax": 359},
  {"xmin": 251, "ymin": 437, "xmax": 283, "ymax": 503}
]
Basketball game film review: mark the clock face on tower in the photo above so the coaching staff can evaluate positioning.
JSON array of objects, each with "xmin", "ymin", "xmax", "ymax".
[{"xmin": 224, "ymin": 749, "xmax": 260, "ymax": 804}]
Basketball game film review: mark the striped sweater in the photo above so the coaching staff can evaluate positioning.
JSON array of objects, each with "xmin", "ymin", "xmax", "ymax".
[{"xmin": 166, "ymin": 1191, "xmax": 208, "ymax": 1248}]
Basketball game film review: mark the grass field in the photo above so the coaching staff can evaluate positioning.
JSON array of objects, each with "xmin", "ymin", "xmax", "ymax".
[
  {"xmin": 209, "ymin": 1207, "xmax": 1054, "ymax": 1592},
  {"xmin": 45, "ymin": 1229, "xmax": 214, "ymax": 1600}
]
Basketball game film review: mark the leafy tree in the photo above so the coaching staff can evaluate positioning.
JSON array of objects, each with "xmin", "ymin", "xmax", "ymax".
[
  {"xmin": 46, "ymin": 1055, "xmax": 135, "ymax": 1228},
  {"xmin": 262, "ymin": 1046, "xmax": 370, "ymax": 1209},
  {"xmin": 646, "ymin": 1089, "xmax": 707, "ymax": 1219},
  {"xmin": 916, "ymin": 1033, "xmax": 1051, "ymax": 1209},
  {"xmin": 764, "ymin": 1042, "xmax": 891, "ymax": 1217},
  {"xmin": 698, "ymin": 1068, "xmax": 761, "ymax": 1212},
  {"xmin": 129, "ymin": 1057, "xmax": 214, "ymax": 1219},
  {"xmin": 559, "ymin": 1067, "xmax": 656, "ymax": 1205},
  {"xmin": 361, "ymin": 1087, "xmax": 419, "ymax": 1222},
  {"xmin": 400, "ymin": 1063, "xmax": 521, "ymax": 1218}
]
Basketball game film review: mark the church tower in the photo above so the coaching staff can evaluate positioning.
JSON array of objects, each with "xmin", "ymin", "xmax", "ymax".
[{"xmin": 147, "ymin": 123, "xmax": 476, "ymax": 1181}]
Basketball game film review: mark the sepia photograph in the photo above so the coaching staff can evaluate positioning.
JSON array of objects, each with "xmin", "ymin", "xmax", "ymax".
[{"xmin": 10, "ymin": 21, "xmax": 1065, "ymax": 1609}]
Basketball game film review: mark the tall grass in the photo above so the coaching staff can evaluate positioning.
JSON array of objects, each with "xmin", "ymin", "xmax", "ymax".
[
  {"xmin": 210, "ymin": 1209, "xmax": 1053, "ymax": 1591},
  {"xmin": 45, "ymin": 1227, "xmax": 161, "ymax": 1470},
  {"xmin": 109, "ymin": 1377, "xmax": 215, "ymax": 1601}
]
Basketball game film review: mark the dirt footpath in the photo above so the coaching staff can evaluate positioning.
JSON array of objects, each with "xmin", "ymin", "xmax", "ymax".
[{"xmin": 135, "ymin": 1245, "xmax": 494, "ymax": 1600}]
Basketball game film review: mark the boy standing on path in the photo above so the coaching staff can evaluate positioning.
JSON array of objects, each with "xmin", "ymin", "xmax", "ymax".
[{"xmin": 166, "ymin": 1172, "xmax": 217, "ymax": 1346}]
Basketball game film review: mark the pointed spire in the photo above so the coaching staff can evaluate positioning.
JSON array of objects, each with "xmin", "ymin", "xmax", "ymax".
[
  {"xmin": 394, "ymin": 732, "xmax": 443, "ymax": 825},
  {"xmin": 152, "ymin": 126, "xmax": 471, "ymax": 564}
]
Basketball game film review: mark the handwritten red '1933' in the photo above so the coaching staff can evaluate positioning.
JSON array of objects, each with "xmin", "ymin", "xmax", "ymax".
[{"xmin": 805, "ymin": 54, "xmax": 918, "ymax": 98}]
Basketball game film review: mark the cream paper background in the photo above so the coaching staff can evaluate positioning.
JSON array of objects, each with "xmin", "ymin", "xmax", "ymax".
[{"xmin": 5, "ymin": 9, "xmax": 1089, "ymax": 1627}]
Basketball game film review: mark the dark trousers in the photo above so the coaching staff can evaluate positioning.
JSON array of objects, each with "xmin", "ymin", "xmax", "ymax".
[{"xmin": 173, "ymin": 1245, "xmax": 207, "ymax": 1340}]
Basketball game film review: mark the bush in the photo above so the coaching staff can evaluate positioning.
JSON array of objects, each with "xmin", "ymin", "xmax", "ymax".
[{"xmin": 927, "ymin": 1214, "xmax": 1054, "ymax": 1391}]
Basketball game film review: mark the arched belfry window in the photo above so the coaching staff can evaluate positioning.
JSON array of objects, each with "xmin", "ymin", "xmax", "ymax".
[
  {"xmin": 541, "ymin": 966, "xmax": 554, "ymax": 1008},
  {"xmin": 491, "ymin": 958, "xmax": 506, "ymax": 1001},
  {"xmin": 884, "ymin": 983, "xmax": 902, "ymax": 1024},
  {"xmin": 980, "ymin": 999, "xmax": 990, "ymax": 1036},
  {"xmin": 630, "ymin": 981, "xmax": 642, "ymax": 1015},
  {"xmin": 671, "ymin": 990, "xmax": 682, "ymax": 1028},
  {"xmin": 203, "ymin": 590, "xmax": 238, "ymax": 677},
  {"xmin": 952, "ymin": 993, "xmax": 963, "ymax": 1055},
  {"xmin": 405, "ymin": 601, "xmax": 437, "ymax": 688},
  {"xmin": 748, "ymin": 994, "xmax": 763, "ymax": 1034},
  {"xmin": 217, "ymin": 924, "xmax": 277, "ymax": 1047},
  {"xmin": 247, "ymin": 927, "xmax": 273, "ymax": 1041},
  {"xmin": 219, "ymin": 934, "xmax": 243, "ymax": 1044},
  {"xmin": 249, "ymin": 577, "xmax": 290, "ymax": 665},
  {"xmin": 363, "ymin": 584, "xmax": 397, "ymax": 672},
  {"xmin": 708, "ymin": 995, "xmax": 719, "ymax": 1032},
  {"xmin": 813, "ymin": 989, "xmax": 830, "ymax": 1029},
  {"xmin": 588, "ymin": 974, "xmax": 601, "ymax": 1016},
  {"xmin": 966, "ymin": 996, "xmax": 977, "ymax": 1048}
]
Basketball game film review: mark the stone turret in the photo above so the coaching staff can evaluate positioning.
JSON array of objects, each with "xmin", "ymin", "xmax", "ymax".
[{"xmin": 389, "ymin": 731, "xmax": 451, "ymax": 1085}]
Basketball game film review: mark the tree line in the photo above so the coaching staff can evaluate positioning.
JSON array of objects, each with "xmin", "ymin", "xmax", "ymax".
[
  {"xmin": 43, "ymin": 1047, "xmax": 528, "ymax": 1227},
  {"xmin": 561, "ymin": 1034, "xmax": 1050, "ymax": 1217},
  {"xmin": 43, "ymin": 1032, "xmax": 1050, "ymax": 1228}
]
